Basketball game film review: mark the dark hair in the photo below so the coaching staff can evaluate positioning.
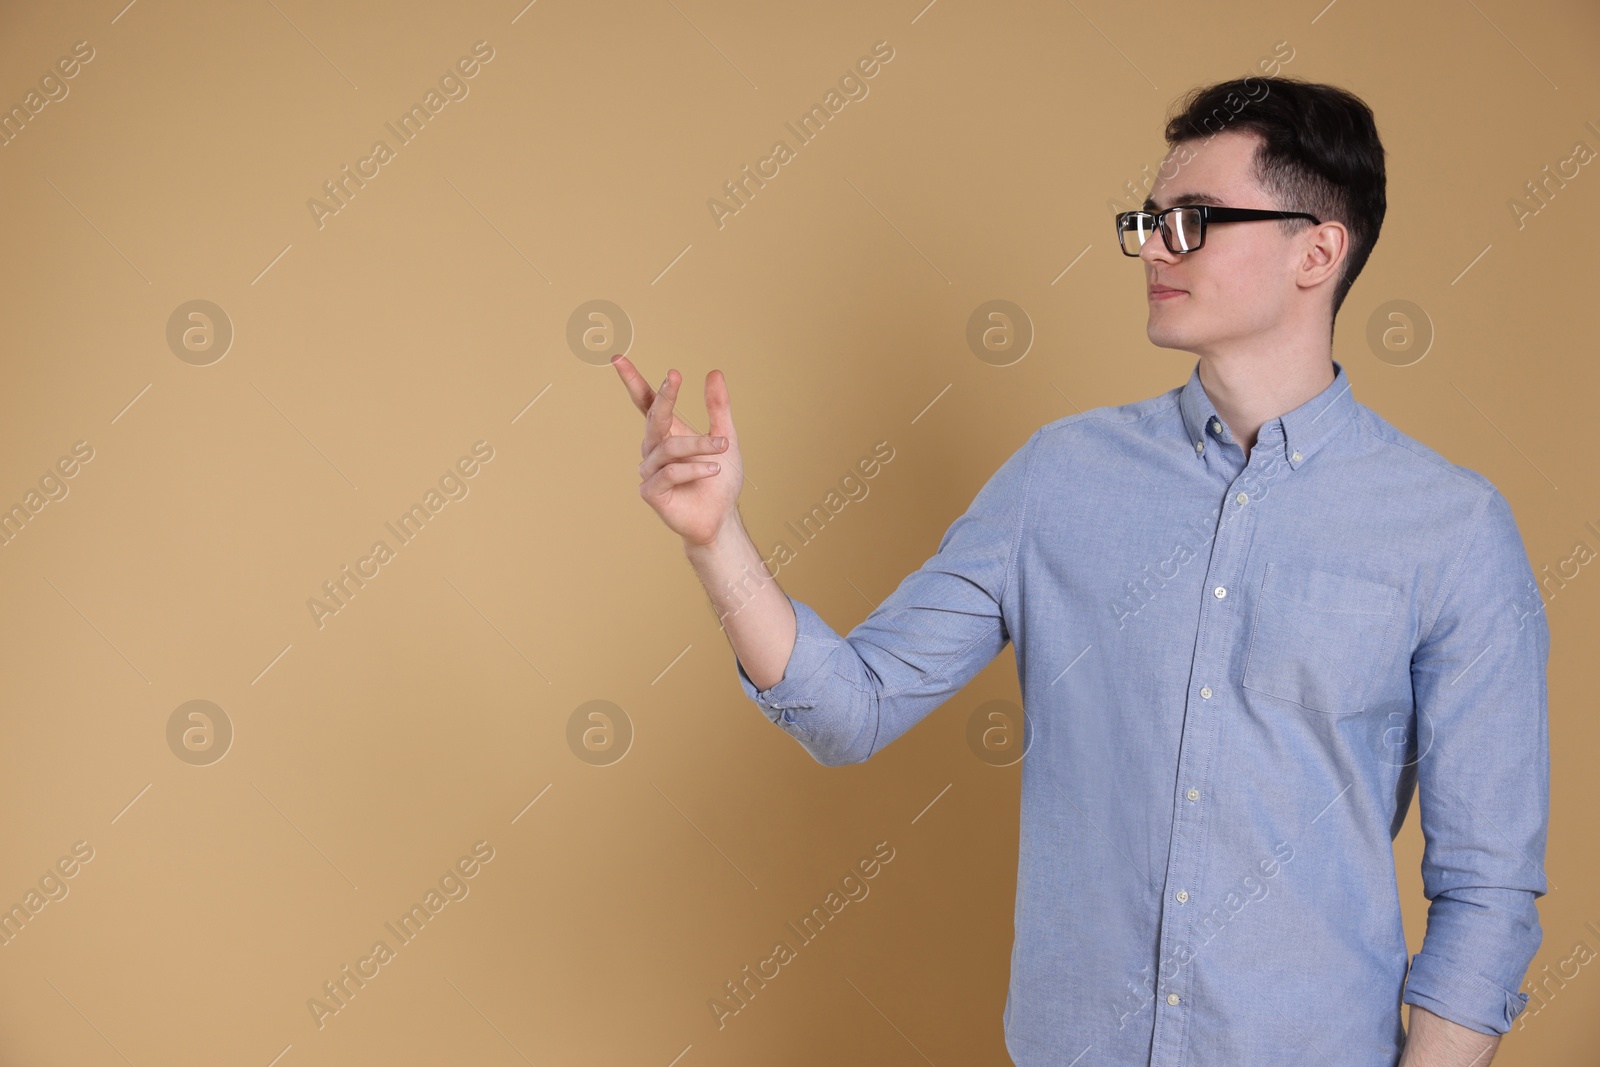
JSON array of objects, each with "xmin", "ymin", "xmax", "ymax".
[{"xmin": 1162, "ymin": 76, "xmax": 1386, "ymax": 328}]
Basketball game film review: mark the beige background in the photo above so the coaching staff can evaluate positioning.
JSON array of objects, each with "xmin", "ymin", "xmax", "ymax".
[{"xmin": 0, "ymin": 0, "xmax": 1596, "ymax": 1063}]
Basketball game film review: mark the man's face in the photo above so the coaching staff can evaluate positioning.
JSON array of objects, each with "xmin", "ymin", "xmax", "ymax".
[{"xmin": 1138, "ymin": 129, "xmax": 1307, "ymax": 356}]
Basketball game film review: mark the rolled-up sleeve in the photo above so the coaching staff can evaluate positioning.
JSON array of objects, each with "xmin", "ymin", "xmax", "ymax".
[
  {"xmin": 1401, "ymin": 486, "xmax": 1551, "ymax": 1035},
  {"xmin": 734, "ymin": 428, "xmax": 1041, "ymax": 767}
]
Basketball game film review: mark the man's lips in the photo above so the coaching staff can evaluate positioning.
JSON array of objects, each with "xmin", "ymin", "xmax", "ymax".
[{"xmin": 1149, "ymin": 286, "xmax": 1186, "ymax": 299}]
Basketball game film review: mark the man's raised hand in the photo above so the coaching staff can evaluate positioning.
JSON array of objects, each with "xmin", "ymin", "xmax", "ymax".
[{"xmin": 613, "ymin": 354, "xmax": 743, "ymax": 548}]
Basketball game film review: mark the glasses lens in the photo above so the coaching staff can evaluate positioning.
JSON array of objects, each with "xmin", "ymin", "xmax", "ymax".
[
  {"xmin": 1119, "ymin": 213, "xmax": 1154, "ymax": 255},
  {"xmin": 1164, "ymin": 207, "xmax": 1204, "ymax": 252}
]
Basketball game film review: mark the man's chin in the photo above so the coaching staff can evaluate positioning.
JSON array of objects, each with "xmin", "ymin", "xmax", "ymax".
[{"xmin": 1145, "ymin": 324, "xmax": 1195, "ymax": 353}]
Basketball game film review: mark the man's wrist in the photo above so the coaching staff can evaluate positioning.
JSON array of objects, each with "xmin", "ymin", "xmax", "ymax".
[{"xmin": 683, "ymin": 511, "xmax": 748, "ymax": 559}]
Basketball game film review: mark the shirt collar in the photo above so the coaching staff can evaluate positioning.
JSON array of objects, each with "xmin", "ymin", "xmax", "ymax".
[{"xmin": 1178, "ymin": 358, "xmax": 1356, "ymax": 469}]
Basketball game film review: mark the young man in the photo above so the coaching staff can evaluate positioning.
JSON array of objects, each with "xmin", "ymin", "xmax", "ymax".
[{"xmin": 615, "ymin": 76, "xmax": 1549, "ymax": 1067}]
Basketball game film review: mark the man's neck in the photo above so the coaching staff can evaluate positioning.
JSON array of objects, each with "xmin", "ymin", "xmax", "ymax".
[{"xmin": 1196, "ymin": 353, "xmax": 1336, "ymax": 462}]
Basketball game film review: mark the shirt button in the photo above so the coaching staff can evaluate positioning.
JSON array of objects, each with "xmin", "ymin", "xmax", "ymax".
[
  {"xmin": 1195, "ymin": 440, "xmax": 1205, "ymax": 453},
  {"xmin": 1167, "ymin": 993, "xmax": 1181, "ymax": 1006},
  {"xmin": 1200, "ymin": 686, "xmax": 1212, "ymax": 699},
  {"xmin": 1175, "ymin": 889, "xmax": 1189, "ymax": 903},
  {"xmin": 1211, "ymin": 419, "xmax": 1222, "ymax": 433},
  {"xmin": 1292, "ymin": 450, "xmax": 1302, "ymax": 462},
  {"xmin": 1235, "ymin": 492, "xmax": 1248, "ymax": 505},
  {"xmin": 1213, "ymin": 586, "xmax": 1226, "ymax": 599},
  {"xmin": 1187, "ymin": 788, "xmax": 1200, "ymax": 801}
]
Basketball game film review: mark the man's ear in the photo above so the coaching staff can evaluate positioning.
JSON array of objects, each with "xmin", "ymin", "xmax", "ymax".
[{"xmin": 1298, "ymin": 220, "xmax": 1348, "ymax": 290}]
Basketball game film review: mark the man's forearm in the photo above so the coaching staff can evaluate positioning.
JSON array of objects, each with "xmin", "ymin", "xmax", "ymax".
[
  {"xmin": 682, "ymin": 510, "xmax": 797, "ymax": 691},
  {"xmin": 1399, "ymin": 1004, "xmax": 1501, "ymax": 1067}
]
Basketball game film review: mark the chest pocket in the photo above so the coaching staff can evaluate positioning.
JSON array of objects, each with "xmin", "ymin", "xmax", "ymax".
[{"xmin": 1242, "ymin": 562, "xmax": 1402, "ymax": 715}]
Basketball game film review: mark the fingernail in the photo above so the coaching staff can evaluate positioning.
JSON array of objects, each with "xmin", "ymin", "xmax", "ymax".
[{"xmin": 712, "ymin": 436, "xmax": 726, "ymax": 448}]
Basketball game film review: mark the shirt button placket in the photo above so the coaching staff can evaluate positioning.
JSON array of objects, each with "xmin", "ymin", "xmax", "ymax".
[{"xmin": 1153, "ymin": 466, "xmax": 1260, "ymax": 1065}]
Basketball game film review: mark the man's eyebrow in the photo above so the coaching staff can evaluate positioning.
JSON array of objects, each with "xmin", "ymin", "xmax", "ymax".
[{"xmin": 1142, "ymin": 192, "xmax": 1226, "ymax": 211}]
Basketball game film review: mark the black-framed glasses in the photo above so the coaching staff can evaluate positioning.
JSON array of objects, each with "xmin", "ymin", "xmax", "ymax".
[{"xmin": 1115, "ymin": 205, "xmax": 1322, "ymax": 256}]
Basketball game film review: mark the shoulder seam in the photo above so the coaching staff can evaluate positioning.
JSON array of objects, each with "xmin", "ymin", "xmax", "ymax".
[
  {"xmin": 1415, "ymin": 484, "xmax": 1498, "ymax": 649},
  {"xmin": 1036, "ymin": 392, "xmax": 1182, "ymax": 442},
  {"xmin": 997, "ymin": 425, "xmax": 1044, "ymax": 610},
  {"xmin": 1351, "ymin": 409, "xmax": 1490, "ymax": 491}
]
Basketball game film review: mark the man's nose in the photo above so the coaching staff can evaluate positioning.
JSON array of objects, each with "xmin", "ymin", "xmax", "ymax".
[{"xmin": 1139, "ymin": 223, "xmax": 1178, "ymax": 265}]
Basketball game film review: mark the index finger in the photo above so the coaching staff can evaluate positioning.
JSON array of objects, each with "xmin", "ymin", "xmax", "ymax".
[{"xmin": 611, "ymin": 354, "xmax": 657, "ymax": 417}]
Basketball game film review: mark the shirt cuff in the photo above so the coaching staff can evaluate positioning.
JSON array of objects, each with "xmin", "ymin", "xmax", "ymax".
[
  {"xmin": 733, "ymin": 595, "xmax": 835, "ymax": 720},
  {"xmin": 732, "ymin": 598, "xmax": 883, "ymax": 764},
  {"xmin": 1402, "ymin": 950, "xmax": 1532, "ymax": 1035}
]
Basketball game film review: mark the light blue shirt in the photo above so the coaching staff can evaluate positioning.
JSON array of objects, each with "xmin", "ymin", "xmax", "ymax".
[{"xmin": 734, "ymin": 358, "xmax": 1549, "ymax": 1066}]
